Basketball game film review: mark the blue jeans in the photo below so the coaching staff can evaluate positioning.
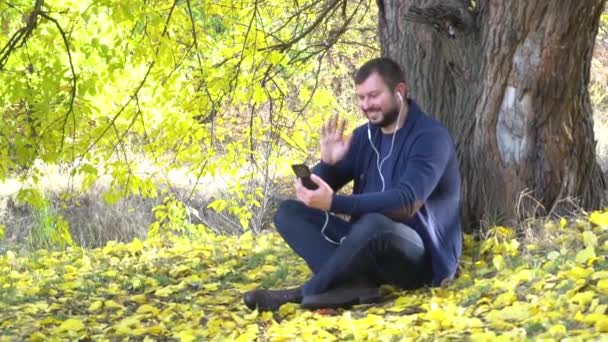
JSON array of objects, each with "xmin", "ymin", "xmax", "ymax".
[{"xmin": 274, "ymin": 200, "xmax": 432, "ymax": 296}]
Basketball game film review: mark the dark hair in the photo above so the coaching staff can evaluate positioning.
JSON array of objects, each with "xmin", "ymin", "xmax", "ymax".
[{"xmin": 354, "ymin": 57, "xmax": 406, "ymax": 90}]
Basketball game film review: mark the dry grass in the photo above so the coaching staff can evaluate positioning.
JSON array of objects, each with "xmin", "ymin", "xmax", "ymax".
[{"xmin": 0, "ymin": 159, "xmax": 290, "ymax": 250}]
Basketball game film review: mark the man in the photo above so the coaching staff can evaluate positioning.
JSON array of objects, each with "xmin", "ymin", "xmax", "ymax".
[{"xmin": 244, "ymin": 57, "xmax": 462, "ymax": 311}]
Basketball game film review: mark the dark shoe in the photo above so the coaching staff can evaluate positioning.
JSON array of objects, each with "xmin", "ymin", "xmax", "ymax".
[
  {"xmin": 243, "ymin": 287, "xmax": 303, "ymax": 311},
  {"xmin": 300, "ymin": 282, "xmax": 382, "ymax": 310}
]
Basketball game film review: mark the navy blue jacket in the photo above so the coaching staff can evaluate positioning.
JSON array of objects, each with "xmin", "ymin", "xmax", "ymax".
[{"xmin": 312, "ymin": 100, "xmax": 462, "ymax": 286}]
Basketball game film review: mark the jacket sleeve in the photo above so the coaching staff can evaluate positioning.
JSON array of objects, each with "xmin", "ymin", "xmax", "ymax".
[{"xmin": 330, "ymin": 128, "xmax": 452, "ymax": 217}]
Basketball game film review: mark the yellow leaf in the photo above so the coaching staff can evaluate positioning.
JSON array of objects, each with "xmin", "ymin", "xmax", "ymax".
[
  {"xmin": 582, "ymin": 231, "xmax": 598, "ymax": 247},
  {"xmin": 243, "ymin": 310, "xmax": 259, "ymax": 320},
  {"xmin": 147, "ymin": 325, "xmax": 163, "ymax": 335},
  {"xmin": 505, "ymin": 239, "xmax": 519, "ymax": 256},
  {"xmin": 104, "ymin": 300, "xmax": 124, "ymax": 310},
  {"xmin": 104, "ymin": 269, "xmax": 118, "ymax": 278},
  {"xmin": 596, "ymin": 319, "xmax": 608, "ymax": 333},
  {"xmin": 230, "ymin": 313, "xmax": 248, "ymax": 327},
  {"xmin": 593, "ymin": 271, "xmax": 608, "ymax": 280},
  {"xmin": 513, "ymin": 269, "xmax": 533, "ymax": 284},
  {"xmin": 575, "ymin": 247, "xmax": 596, "ymax": 264},
  {"xmin": 177, "ymin": 329, "xmax": 197, "ymax": 342},
  {"xmin": 28, "ymin": 332, "xmax": 46, "ymax": 342},
  {"xmin": 261, "ymin": 265, "xmax": 278, "ymax": 272},
  {"xmin": 494, "ymin": 226, "xmax": 515, "ymax": 239},
  {"xmin": 469, "ymin": 331, "xmax": 497, "ymax": 342},
  {"xmin": 88, "ymin": 300, "xmax": 103, "ymax": 312},
  {"xmin": 597, "ymin": 279, "xmax": 608, "ymax": 294},
  {"xmin": 563, "ymin": 266, "xmax": 593, "ymax": 280},
  {"xmin": 260, "ymin": 311, "xmax": 274, "ymax": 321},
  {"xmin": 594, "ymin": 304, "xmax": 608, "ymax": 315},
  {"xmin": 236, "ymin": 324, "xmax": 259, "ymax": 342},
  {"xmin": 130, "ymin": 294, "xmax": 147, "ymax": 304},
  {"xmin": 56, "ymin": 318, "xmax": 85, "ymax": 332},
  {"xmin": 570, "ymin": 291, "xmax": 595, "ymax": 306},
  {"xmin": 548, "ymin": 324, "xmax": 567, "ymax": 337},
  {"xmin": 526, "ymin": 244, "xmax": 538, "ymax": 252},
  {"xmin": 560, "ymin": 217, "xmax": 567, "ymax": 228},
  {"xmin": 64, "ymin": 265, "xmax": 78, "ymax": 273},
  {"xmin": 202, "ymin": 282, "xmax": 219, "ymax": 291},
  {"xmin": 494, "ymin": 291, "xmax": 517, "ymax": 308},
  {"xmin": 137, "ymin": 304, "xmax": 160, "ymax": 315},
  {"xmin": 492, "ymin": 255, "xmax": 505, "ymax": 271},
  {"xmin": 170, "ymin": 265, "xmax": 191, "ymax": 277},
  {"xmin": 131, "ymin": 238, "xmax": 144, "ymax": 253},
  {"xmin": 154, "ymin": 285, "xmax": 175, "ymax": 297},
  {"xmin": 40, "ymin": 317, "xmax": 59, "ymax": 326},
  {"xmin": 485, "ymin": 302, "xmax": 530, "ymax": 322},
  {"xmin": 452, "ymin": 317, "xmax": 484, "ymax": 330},
  {"xmin": 589, "ymin": 210, "xmax": 608, "ymax": 229},
  {"xmin": 113, "ymin": 316, "xmax": 140, "ymax": 335},
  {"xmin": 479, "ymin": 239, "xmax": 494, "ymax": 256},
  {"xmin": 278, "ymin": 302, "xmax": 298, "ymax": 317},
  {"xmin": 581, "ymin": 313, "xmax": 608, "ymax": 324}
]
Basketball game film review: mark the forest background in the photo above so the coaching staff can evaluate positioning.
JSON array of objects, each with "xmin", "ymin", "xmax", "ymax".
[{"xmin": 1, "ymin": 0, "xmax": 608, "ymax": 340}]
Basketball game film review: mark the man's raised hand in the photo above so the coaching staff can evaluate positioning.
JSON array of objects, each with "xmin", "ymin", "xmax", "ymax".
[{"xmin": 320, "ymin": 114, "xmax": 352, "ymax": 165}]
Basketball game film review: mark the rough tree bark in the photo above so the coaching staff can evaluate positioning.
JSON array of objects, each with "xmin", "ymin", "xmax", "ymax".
[{"xmin": 377, "ymin": 0, "xmax": 607, "ymax": 228}]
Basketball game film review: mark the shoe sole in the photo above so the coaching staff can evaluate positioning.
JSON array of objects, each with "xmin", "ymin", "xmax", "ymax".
[{"xmin": 301, "ymin": 288, "xmax": 382, "ymax": 310}]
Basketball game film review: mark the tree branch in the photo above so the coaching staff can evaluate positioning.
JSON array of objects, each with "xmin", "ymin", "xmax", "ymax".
[
  {"xmin": 260, "ymin": 0, "xmax": 343, "ymax": 52},
  {"xmin": 38, "ymin": 12, "xmax": 77, "ymax": 160},
  {"xmin": 84, "ymin": 60, "xmax": 154, "ymax": 157},
  {"xmin": 404, "ymin": 0, "xmax": 477, "ymax": 39},
  {"xmin": 0, "ymin": 0, "xmax": 44, "ymax": 71}
]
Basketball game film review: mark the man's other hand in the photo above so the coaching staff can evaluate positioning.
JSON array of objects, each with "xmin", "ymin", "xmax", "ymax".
[
  {"xmin": 295, "ymin": 174, "xmax": 333, "ymax": 211},
  {"xmin": 320, "ymin": 114, "xmax": 353, "ymax": 165}
]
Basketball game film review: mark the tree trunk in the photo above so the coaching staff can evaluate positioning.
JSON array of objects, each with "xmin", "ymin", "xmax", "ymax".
[{"xmin": 377, "ymin": 0, "xmax": 607, "ymax": 228}]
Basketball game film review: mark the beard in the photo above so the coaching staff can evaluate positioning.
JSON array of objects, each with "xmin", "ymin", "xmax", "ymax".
[
  {"xmin": 376, "ymin": 108, "xmax": 399, "ymax": 127},
  {"xmin": 366, "ymin": 105, "xmax": 400, "ymax": 128}
]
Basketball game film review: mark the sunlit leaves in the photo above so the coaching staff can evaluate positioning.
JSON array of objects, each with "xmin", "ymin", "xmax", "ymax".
[
  {"xmin": 0, "ymin": 210, "xmax": 607, "ymax": 339},
  {"xmin": 1, "ymin": 0, "xmax": 379, "ymax": 240}
]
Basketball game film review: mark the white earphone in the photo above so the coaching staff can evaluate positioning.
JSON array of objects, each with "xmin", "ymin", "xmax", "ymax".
[
  {"xmin": 322, "ymin": 91, "xmax": 405, "ymax": 246},
  {"xmin": 367, "ymin": 91, "xmax": 405, "ymax": 192}
]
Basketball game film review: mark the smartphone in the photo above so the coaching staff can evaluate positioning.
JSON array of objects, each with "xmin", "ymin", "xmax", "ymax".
[{"xmin": 291, "ymin": 163, "xmax": 319, "ymax": 190}]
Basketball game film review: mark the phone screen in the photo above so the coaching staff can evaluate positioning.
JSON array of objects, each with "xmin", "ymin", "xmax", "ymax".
[
  {"xmin": 291, "ymin": 164, "xmax": 311, "ymax": 178},
  {"xmin": 291, "ymin": 164, "xmax": 318, "ymax": 190}
]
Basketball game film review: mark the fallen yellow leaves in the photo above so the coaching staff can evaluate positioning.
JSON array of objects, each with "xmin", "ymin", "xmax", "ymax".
[{"xmin": 0, "ymin": 210, "xmax": 607, "ymax": 340}]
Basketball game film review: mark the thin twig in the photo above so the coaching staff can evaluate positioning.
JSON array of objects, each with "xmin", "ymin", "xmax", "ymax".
[
  {"xmin": 39, "ymin": 13, "xmax": 77, "ymax": 160},
  {"xmin": 226, "ymin": 0, "xmax": 258, "ymax": 107},
  {"xmin": 83, "ymin": 61, "xmax": 154, "ymax": 157}
]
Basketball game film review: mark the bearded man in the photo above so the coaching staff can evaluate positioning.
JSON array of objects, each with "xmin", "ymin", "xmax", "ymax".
[{"xmin": 244, "ymin": 57, "xmax": 463, "ymax": 311}]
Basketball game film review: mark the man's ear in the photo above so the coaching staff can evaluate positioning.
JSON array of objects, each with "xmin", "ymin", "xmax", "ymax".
[{"xmin": 395, "ymin": 83, "xmax": 408, "ymax": 99}]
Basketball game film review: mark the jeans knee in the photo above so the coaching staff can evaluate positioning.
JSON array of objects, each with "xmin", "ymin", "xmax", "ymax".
[
  {"xmin": 273, "ymin": 199, "xmax": 305, "ymax": 233},
  {"xmin": 348, "ymin": 213, "xmax": 391, "ymax": 241}
]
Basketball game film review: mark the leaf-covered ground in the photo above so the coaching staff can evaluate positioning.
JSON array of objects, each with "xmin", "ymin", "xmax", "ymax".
[{"xmin": 1, "ymin": 211, "xmax": 608, "ymax": 341}]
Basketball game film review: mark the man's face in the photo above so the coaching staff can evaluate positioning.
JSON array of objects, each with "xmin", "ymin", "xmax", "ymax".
[{"xmin": 355, "ymin": 72, "xmax": 400, "ymax": 128}]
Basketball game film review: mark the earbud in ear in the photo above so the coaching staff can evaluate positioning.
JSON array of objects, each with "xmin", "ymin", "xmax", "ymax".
[{"xmin": 396, "ymin": 92, "xmax": 403, "ymax": 103}]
